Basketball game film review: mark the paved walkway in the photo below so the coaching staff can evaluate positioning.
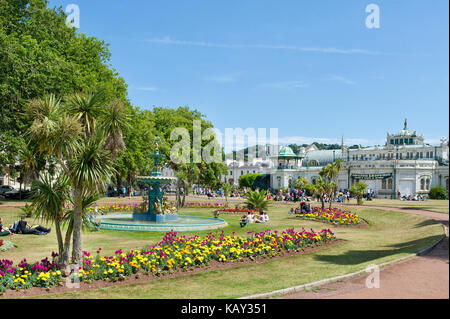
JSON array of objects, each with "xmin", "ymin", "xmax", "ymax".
[{"xmin": 282, "ymin": 206, "xmax": 449, "ymax": 299}]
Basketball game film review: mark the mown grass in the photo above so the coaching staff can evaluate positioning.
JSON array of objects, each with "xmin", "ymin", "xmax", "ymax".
[{"xmin": 0, "ymin": 199, "xmax": 444, "ymax": 299}]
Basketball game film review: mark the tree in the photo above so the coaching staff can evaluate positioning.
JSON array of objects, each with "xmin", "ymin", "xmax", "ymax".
[
  {"xmin": 238, "ymin": 173, "xmax": 261, "ymax": 190},
  {"xmin": 175, "ymin": 163, "xmax": 200, "ymax": 208},
  {"xmin": 429, "ymin": 186, "xmax": 448, "ymax": 200},
  {"xmin": 244, "ymin": 189, "xmax": 269, "ymax": 212},
  {"xmin": 349, "ymin": 182, "xmax": 367, "ymax": 205},
  {"xmin": 296, "ymin": 177, "xmax": 309, "ymax": 189},
  {"xmin": 26, "ymin": 91, "xmax": 126, "ymax": 266},
  {"xmin": 0, "ymin": 0, "xmax": 128, "ymax": 179},
  {"xmin": 221, "ymin": 182, "xmax": 232, "ymax": 203},
  {"xmin": 31, "ymin": 173, "xmax": 71, "ymax": 264},
  {"xmin": 312, "ymin": 176, "xmax": 327, "ymax": 209},
  {"xmin": 319, "ymin": 159, "xmax": 343, "ymax": 207}
]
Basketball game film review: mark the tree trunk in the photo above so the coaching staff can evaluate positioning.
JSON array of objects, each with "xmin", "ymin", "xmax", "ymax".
[
  {"xmin": 71, "ymin": 187, "xmax": 83, "ymax": 266},
  {"xmin": 62, "ymin": 218, "xmax": 74, "ymax": 269},
  {"xmin": 320, "ymin": 196, "xmax": 325, "ymax": 209},
  {"xmin": 54, "ymin": 216, "xmax": 64, "ymax": 264}
]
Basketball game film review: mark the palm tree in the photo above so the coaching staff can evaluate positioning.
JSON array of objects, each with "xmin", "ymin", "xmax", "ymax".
[
  {"xmin": 221, "ymin": 182, "xmax": 232, "ymax": 203},
  {"xmin": 64, "ymin": 89, "xmax": 107, "ymax": 137},
  {"xmin": 312, "ymin": 176, "xmax": 327, "ymax": 209},
  {"xmin": 68, "ymin": 133, "xmax": 115, "ymax": 264},
  {"xmin": 31, "ymin": 173, "xmax": 71, "ymax": 264},
  {"xmin": 244, "ymin": 189, "xmax": 269, "ymax": 212},
  {"xmin": 27, "ymin": 91, "xmax": 126, "ymax": 266},
  {"xmin": 100, "ymin": 99, "xmax": 130, "ymax": 157},
  {"xmin": 349, "ymin": 182, "xmax": 367, "ymax": 205},
  {"xmin": 297, "ymin": 176, "xmax": 308, "ymax": 189},
  {"xmin": 175, "ymin": 163, "xmax": 200, "ymax": 208}
]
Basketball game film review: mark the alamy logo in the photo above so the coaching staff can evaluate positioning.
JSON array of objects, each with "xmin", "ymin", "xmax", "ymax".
[
  {"xmin": 65, "ymin": 4, "xmax": 80, "ymax": 29},
  {"xmin": 365, "ymin": 264, "xmax": 380, "ymax": 288},
  {"xmin": 365, "ymin": 4, "xmax": 380, "ymax": 29}
]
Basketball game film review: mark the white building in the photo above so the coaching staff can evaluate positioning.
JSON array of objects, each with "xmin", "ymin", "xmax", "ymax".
[{"xmin": 226, "ymin": 121, "xmax": 449, "ymax": 198}]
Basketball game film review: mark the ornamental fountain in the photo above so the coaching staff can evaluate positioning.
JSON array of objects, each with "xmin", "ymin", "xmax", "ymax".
[
  {"xmin": 133, "ymin": 143, "xmax": 178, "ymax": 222},
  {"xmin": 94, "ymin": 140, "xmax": 227, "ymax": 232}
]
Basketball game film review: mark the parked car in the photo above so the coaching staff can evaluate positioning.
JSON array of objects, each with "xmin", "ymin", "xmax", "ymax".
[
  {"xmin": 2, "ymin": 189, "xmax": 32, "ymax": 200},
  {"xmin": 0, "ymin": 185, "xmax": 14, "ymax": 196}
]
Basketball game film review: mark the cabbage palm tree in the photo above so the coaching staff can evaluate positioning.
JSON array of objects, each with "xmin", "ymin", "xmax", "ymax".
[
  {"xmin": 64, "ymin": 89, "xmax": 107, "ymax": 137},
  {"xmin": 312, "ymin": 176, "xmax": 327, "ymax": 209},
  {"xmin": 244, "ymin": 189, "xmax": 269, "ymax": 212},
  {"xmin": 31, "ymin": 173, "xmax": 71, "ymax": 264},
  {"xmin": 68, "ymin": 132, "xmax": 115, "ymax": 264},
  {"xmin": 350, "ymin": 182, "xmax": 367, "ymax": 205},
  {"xmin": 100, "ymin": 99, "xmax": 130, "ymax": 157},
  {"xmin": 27, "ymin": 91, "xmax": 126, "ymax": 266}
]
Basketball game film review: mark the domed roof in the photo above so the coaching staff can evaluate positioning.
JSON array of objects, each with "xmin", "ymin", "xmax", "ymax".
[{"xmin": 278, "ymin": 146, "xmax": 298, "ymax": 157}]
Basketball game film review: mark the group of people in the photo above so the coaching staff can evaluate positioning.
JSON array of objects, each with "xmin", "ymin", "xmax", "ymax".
[
  {"xmin": 268, "ymin": 188, "xmax": 308, "ymax": 202},
  {"xmin": 401, "ymin": 194, "xmax": 427, "ymax": 201},
  {"xmin": 0, "ymin": 217, "xmax": 51, "ymax": 236},
  {"xmin": 289, "ymin": 201, "xmax": 312, "ymax": 215},
  {"xmin": 240, "ymin": 211, "xmax": 269, "ymax": 225}
]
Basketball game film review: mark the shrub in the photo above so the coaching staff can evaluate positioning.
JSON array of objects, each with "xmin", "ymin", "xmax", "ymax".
[{"xmin": 429, "ymin": 186, "xmax": 449, "ymax": 200}]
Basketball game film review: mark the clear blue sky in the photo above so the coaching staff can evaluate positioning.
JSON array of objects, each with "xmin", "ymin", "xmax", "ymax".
[{"xmin": 49, "ymin": 0, "xmax": 449, "ymax": 146}]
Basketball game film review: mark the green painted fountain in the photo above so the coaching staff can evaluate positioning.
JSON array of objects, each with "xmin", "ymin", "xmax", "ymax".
[{"xmin": 95, "ymin": 141, "xmax": 227, "ymax": 232}]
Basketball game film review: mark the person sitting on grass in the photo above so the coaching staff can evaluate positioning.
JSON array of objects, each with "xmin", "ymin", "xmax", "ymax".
[
  {"xmin": 0, "ymin": 218, "xmax": 13, "ymax": 236},
  {"xmin": 240, "ymin": 214, "xmax": 247, "ymax": 227},
  {"xmin": 16, "ymin": 217, "xmax": 51, "ymax": 235},
  {"xmin": 262, "ymin": 212, "xmax": 269, "ymax": 223}
]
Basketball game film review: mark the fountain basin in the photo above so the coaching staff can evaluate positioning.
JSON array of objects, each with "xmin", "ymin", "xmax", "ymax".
[{"xmin": 95, "ymin": 214, "xmax": 228, "ymax": 232}]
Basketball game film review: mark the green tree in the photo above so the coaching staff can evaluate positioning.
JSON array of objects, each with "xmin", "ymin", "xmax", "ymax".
[
  {"xmin": 349, "ymin": 182, "xmax": 367, "ymax": 205},
  {"xmin": 221, "ymin": 182, "xmax": 232, "ymax": 203},
  {"xmin": 429, "ymin": 186, "xmax": 448, "ymax": 200},
  {"xmin": 238, "ymin": 173, "xmax": 261, "ymax": 190},
  {"xmin": 0, "ymin": 0, "xmax": 128, "ymax": 176},
  {"xmin": 244, "ymin": 189, "xmax": 269, "ymax": 212},
  {"xmin": 31, "ymin": 173, "xmax": 71, "ymax": 263},
  {"xmin": 26, "ymin": 91, "xmax": 126, "ymax": 266}
]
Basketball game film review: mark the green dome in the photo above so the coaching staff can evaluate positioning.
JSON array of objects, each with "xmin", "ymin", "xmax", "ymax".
[{"xmin": 278, "ymin": 146, "xmax": 297, "ymax": 157}]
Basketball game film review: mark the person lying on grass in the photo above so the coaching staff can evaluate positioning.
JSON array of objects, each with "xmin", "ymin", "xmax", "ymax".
[
  {"xmin": 0, "ymin": 217, "xmax": 14, "ymax": 236},
  {"xmin": 13, "ymin": 217, "xmax": 51, "ymax": 235}
]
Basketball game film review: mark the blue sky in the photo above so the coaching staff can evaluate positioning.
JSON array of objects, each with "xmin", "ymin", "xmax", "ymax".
[{"xmin": 49, "ymin": 0, "xmax": 449, "ymax": 147}]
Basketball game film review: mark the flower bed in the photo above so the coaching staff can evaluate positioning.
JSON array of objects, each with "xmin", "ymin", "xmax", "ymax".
[
  {"xmin": 183, "ymin": 202, "xmax": 228, "ymax": 209},
  {"xmin": 295, "ymin": 207, "xmax": 360, "ymax": 225},
  {"xmin": 0, "ymin": 228, "xmax": 335, "ymax": 292}
]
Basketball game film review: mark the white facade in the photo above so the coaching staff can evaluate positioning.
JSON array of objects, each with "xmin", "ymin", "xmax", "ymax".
[{"xmin": 226, "ymin": 122, "xmax": 449, "ymax": 198}]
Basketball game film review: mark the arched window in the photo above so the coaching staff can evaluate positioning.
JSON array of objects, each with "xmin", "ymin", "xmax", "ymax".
[
  {"xmin": 426, "ymin": 178, "xmax": 430, "ymax": 190},
  {"xmin": 420, "ymin": 178, "xmax": 425, "ymax": 190},
  {"xmin": 388, "ymin": 178, "xmax": 393, "ymax": 189},
  {"xmin": 382, "ymin": 179, "xmax": 386, "ymax": 189}
]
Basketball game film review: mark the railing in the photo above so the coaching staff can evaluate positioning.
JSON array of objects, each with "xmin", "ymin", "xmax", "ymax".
[{"xmin": 277, "ymin": 165, "xmax": 299, "ymax": 170}]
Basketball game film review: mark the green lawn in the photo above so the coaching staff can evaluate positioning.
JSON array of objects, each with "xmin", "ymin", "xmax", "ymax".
[
  {"xmin": 0, "ymin": 200, "xmax": 444, "ymax": 299},
  {"xmin": 353, "ymin": 198, "xmax": 449, "ymax": 214}
]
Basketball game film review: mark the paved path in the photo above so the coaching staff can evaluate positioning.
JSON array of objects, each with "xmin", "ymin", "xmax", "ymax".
[{"xmin": 282, "ymin": 206, "xmax": 449, "ymax": 299}]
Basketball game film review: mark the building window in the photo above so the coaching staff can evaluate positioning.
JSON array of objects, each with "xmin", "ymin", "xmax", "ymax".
[
  {"xmin": 420, "ymin": 178, "xmax": 425, "ymax": 190},
  {"xmin": 400, "ymin": 139, "xmax": 403, "ymax": 145},
  {"xmin": 230, "ymin": 171, "xmax": 232, "ymax": 176},
  {"xmin": 430, "ymin": 151, "xmax": 433, "ymax": 158},
  {"xmin": 390, "ymin": 140, "xmax": 394, "ymax": 145},
  {"xmin": 241, "ymin": 171, "xmax": 243, "ymax": 175},
  {"xmin": 420, "ymin": 152, "xmax": 423, "ymax": 158},
  {"xmin": 388, "ymin": 178, "xmax": 393, "ymax": 189},
  {"xmin": 395, "ymin": 139, "xmax": 398, "ymax": 144},
  {"xmin": 382, "ymin": 179, "xmax": 386, "ymax": 189},
  {"xmin": 426, "ymin": 178, "xmax": 430, "ymax": 190},
  {"xmin": 409, "ymin": 138, "xmax": 413, "ymax": 144}
]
